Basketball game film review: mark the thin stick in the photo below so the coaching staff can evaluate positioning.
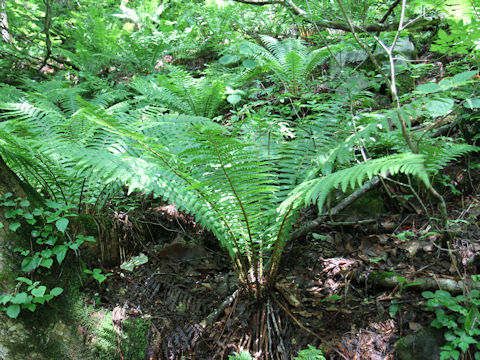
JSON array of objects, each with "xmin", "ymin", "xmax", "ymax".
[
  {"xmin": 202, "ymin": 290, "xmax": 239, "ymax": 327},
  {"xmin": 274, "ymin": 297, "xmax": 322, "ymax": 340}
]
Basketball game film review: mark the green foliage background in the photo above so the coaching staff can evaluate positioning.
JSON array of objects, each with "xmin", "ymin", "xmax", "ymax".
[{"xmin": 0, "ymin": 0, "xmax": 480, "ymax": 356}]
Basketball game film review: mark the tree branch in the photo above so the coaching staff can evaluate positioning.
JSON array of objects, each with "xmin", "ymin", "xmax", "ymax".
[
  {"xmin": 231, "ymin": 0, "xmax": 440, "ymax": 33},
  {"xmin": 290, "ymin": 177, "xmax": 381, "ymax": 241}
]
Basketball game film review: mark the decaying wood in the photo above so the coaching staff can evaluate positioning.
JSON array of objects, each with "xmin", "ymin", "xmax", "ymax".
[{"xmin": 351, "ymin": 270, "xmax": 480, "ymax": 295}]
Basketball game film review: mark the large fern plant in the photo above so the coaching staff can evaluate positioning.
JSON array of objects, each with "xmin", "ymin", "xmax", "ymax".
[
  {"xmin": 238, "ymin": 35, "xmax": 331, "ymax": 95},
  {"xmin": 130, "ymin": 66, "xmax": 226, "ymax": 118},
  {"xmin": 73, "ymin": 96, "xmax": 436, "ymax": 296},
  {"xmin": 0, "ymin": 78, "xmax": 129, "ymax": 208},
  {"xmin": 2, "ymin": 71, "xmax": 474, "ymax": 297}
]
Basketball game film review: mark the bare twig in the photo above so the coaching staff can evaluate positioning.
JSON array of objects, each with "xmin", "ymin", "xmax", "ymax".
[
  {"xmin": 202, "ymin": 289, "xmax": 239, "ymax": 327},
  {"xmin": 232, "ymin": 0, "xmax": 440, "ymax": 32},
  {"xmin": 274, "ymin": 297, "xmax": 322, "ymax": 340}
]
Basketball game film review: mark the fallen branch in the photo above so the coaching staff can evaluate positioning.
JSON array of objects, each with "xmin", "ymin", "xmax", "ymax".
[
  {"xmin": 231, "ymin": 0, "xmax": 441, "ymax": 33},
  {"xmin": 201, "ymin": 289, "xmax": 239, "ymax": 327},
  {"xmin": 352, "ymin": 271, "xmax": 480, "ymax": 295},
  {"xmin": 290, "ymin": 177, "xmax": 381, "ymax": 241}
]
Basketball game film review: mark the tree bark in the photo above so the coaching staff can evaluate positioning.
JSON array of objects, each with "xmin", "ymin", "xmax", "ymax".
[
  {"xmin": 0, "ymin": 0, "xmax": 11, "ymax": 43},
  {"xmin": 231, "ymin": 0, "xmax": 440, "ymax": 33}
]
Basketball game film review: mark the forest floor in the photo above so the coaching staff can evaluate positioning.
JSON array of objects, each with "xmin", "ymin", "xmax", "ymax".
[{"xmin": 82, "ymin": 160, "xmax": 480, "ymax": 360}]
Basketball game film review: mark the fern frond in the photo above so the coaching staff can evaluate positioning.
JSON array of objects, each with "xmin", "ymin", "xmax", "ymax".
[
  {"xmin": 286, "ymin": 153, "xmax": 430, "ymax": 212},
  {"xmin": 240, "ymin": 36, "xmax": 328, "ymax": 94},
  {"xmin": 131, "ymin": 68, "xmax": 226, "ymax": 117},
  {"xmin": 423, "ymin": 142, "xmax": 478, "ymax": 174}
]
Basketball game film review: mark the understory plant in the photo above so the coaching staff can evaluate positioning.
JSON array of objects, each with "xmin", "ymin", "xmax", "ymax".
[
  {"xmin": 79, "ymin": 97, "xmax": 435, "ymax": 297},
  {"xmin": 0, "ymin": 192, "xmax": 94, "ymax": 318},
  {"xmin": 423, "ymin": 277, "xmax": 480, "ymax": 360},
  {"xmin": 1, "ymin": 64, "xmax": 477, "ymax": 300},
  {"xmin": 224, "ymin": 35, "xmax": 334, "ymax": 95}
]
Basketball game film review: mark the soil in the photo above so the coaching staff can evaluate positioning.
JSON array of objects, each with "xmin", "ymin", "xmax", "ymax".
[{"xmin": 80, "ymin": 161, "xmax": 480, "ymax": 360}]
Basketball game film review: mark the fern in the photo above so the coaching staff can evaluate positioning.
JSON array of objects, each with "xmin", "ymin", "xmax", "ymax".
[
  {"xmin": 131, "ymin": 66, "xmax": 226, "ymax": 118},
  {"xmin": 0, "ymin": 79, "xmax": 128, "ymax": 206},
  {"xmin": 283, "ymin": 153, "xmax": 430, "ymax": 213},
  {"xmin": 239, "ymin": 35, "xmax": 330, "ymax": 95},
  {"xmin": 423, "ymin": 142, "xmax": 478, "ymax": 174}
]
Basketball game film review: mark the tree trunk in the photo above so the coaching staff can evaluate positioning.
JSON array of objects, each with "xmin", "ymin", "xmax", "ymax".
[
  {"xmin": 0, "ymin": 156, "xmax": 84, "ymax": 359},
  {"xmin": 0, "ymin": 0, "xmax": 11, "ymax": 43}
]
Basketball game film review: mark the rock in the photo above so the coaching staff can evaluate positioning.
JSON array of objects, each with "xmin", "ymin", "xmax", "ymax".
[{"xmin": 396, "ymin": 328, "xmax": 444, "ymax": 360}]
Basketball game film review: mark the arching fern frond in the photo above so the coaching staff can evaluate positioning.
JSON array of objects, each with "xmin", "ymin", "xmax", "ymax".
[
  {"xmin": 284, "ymin": 153, "xmax": 430, "ymax": 213},
  {"xmin": 423, "ymin": 142, "xmax": 478, "ymax": 174}
]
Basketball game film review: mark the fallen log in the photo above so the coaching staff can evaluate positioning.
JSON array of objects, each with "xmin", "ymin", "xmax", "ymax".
[{"xmin": 351, "ymin": 270, "xmax": 480, "ymax": 295}]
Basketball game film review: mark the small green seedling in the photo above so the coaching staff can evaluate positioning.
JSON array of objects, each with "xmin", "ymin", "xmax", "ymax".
[{"xmin": 84, "ymin": 268, "xmax": 112, "ymax": 284}]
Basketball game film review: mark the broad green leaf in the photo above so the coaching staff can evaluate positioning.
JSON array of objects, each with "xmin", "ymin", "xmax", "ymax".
[
  {"xmin": 41, "ymin": 249, "xmax": 53, "ymax": 258},
  {"xmin": 219, "ymin": 54, "xmax": 238, "ymax": 65},
  {"xmin": 25, "ymin": 303, "xmax": 36, "ymax": 312},
  {"xmin": 31, "ymin": 286, "xmax": 46, "ymax": 298},
  {"xmin": 40, "ymin": 258, "xmax": 53, "ymax": 269},
  {"xmin": 19, "ymin": 200, "xmax": 30, "ymax": 207},
  {"xmin": 120, "ymin": 253, "xmax": 149, "ymax": 271},
  {"xmin": 22, "ymin": 213, "xmax": 34, "ymax": 220},
  {"xmin": 452, "ymin": 70, "xmax": 477, "ymax": 83},
  {"xmin": 0, "ymin": 294, "xmax": 12, "ymax": 305},
  {"xmin": 227, "ymin": 94, "xmax": 242, "ymax": 105},
  {"xmin": 53, "ymin": 245, "xmax": 68, "ymax": 264},
  {"xmin": 16, "ymin": 277, "xmax": 32, "ymax": 285},
  {"xmin": 33, "ymin": 296, "xmax": 46, "ymax": 304},
  {"xmin": 10, "ymin": 292, "xmax": 28, "ymax": 304},
  {"xmin": 50, "ymin": 287, "xmax": 63, "ymax": 296},
  {"xmin": 416, "ymin": 82, "xmax": 441, "ymax": 94},
  {"xmin": 464, "ymin": 98, "xmax": 480, "ymax": 109},
  {"xmin": 6, "ymin": 304, "xmax": 20, "ymax": 319},
  {"xmin": 32, "ymin": 208, "xmax": 43, "ymax": 216},
  {"xmin": 55, "ymin": 218, "xmax": 69, "ymax": 233},
  {"xmin": 8, "ymin": 222, "xmax": 21, "ymax": 232},
  {"xmin": 425, "ymin": 98, "xmax": 454, "ymax": 117},
  {"xmin": 242, "ymin": 59, "xmax": 257, "ymax": 69},
  {"xmin": 45, "ymin": 200, "xmax": 62, "ymax": 209},
  {"xmin": 21, "ymin": 257, "xmax": 38, "ymax": 272}
]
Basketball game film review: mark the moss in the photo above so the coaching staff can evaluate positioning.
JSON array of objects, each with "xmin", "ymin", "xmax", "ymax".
[
  {"xmin": 91, "ymin": 311, "xmax": 118, "ymax": 360},
  {"xmin": 396, "ymin": 328, "xmax": 444, "ymax": 360},
  {"xmin": 86, "ymin": 310, "xmax": 149, "ymax": 360},
  {"xmin": 121, "ymin": 318, "xmax": 149, "ymax": 360},
  {"xmin": 369, "ymin": 271, "xmax": 400, "ymax": 281},
  {"xmin": 72, "ymin": 214, "xmax": 99, "ymax": 237},
  {"xmin": 396, "ymin": 72, "xmax": 415, "ymax": 96},
  {"xmin": 3, "ymin": 265, "xmax": 89, "ymax": 359},
  {"xmin": 339, "ymin": 189, "xmax": 386, "ymax": 218}
]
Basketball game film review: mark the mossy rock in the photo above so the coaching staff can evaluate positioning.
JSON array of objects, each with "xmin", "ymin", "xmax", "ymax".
[
  {"xmin": 71, "ymin": 214, "xmax": 99, "ymax": 237},
  {"xmin": 396, "ymin": 328, "xmax": 444, "ymax": 360},
  {"xmin": 340, "ymin": 189, "xmax": 386, "ymax": 218},
  {"xmin": 0, "ymin": 268, "xmax": 89, "ymax": 359}
]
